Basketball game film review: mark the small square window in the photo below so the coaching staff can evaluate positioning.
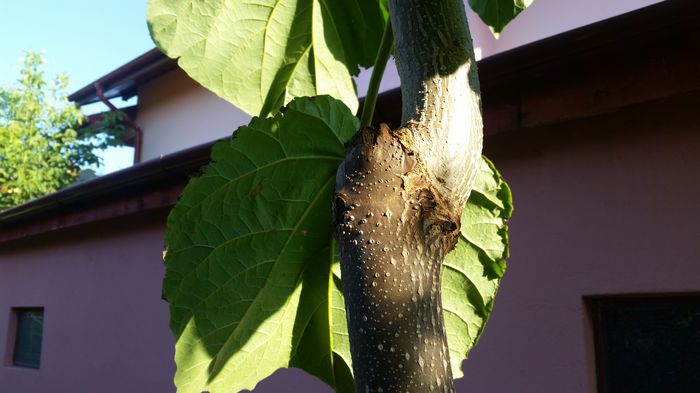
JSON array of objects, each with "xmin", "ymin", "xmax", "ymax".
[
  {"xmin": 589, "ymin": 296, "xmax": 700, "ymax": 393},
  {"xmin": 11, "ymin": 308, "xmax": 44, "ymax": 369}
]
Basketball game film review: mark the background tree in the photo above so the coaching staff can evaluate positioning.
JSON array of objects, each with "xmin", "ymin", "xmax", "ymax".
[
  {"xmin": 0, "ymin": 52, "xmax": 124, "ymax": 209},
  {"xmin": 149, "ymin": 0, "xmax": 529, "ymax": 392}
]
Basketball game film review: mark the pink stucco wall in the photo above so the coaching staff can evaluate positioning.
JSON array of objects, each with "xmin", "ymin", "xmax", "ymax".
[
  {"xmin": 0, "ymin": 211, "xmax": 174, "ymax": 393},
  {"xmin": 457, "ymin": 100, "xmax": 700, "ymax": 392}
]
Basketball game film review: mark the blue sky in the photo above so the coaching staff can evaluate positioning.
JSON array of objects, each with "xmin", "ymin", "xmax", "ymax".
[{"xmin": 0, "ymin": 0, "xmax": 155, "ymax": 174}]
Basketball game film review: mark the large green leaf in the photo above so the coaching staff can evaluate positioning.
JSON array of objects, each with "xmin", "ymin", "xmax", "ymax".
[
  {"xmin": 147, "ymin": 0, "xmax": 388, "ymax": 117},
  {"xmin": 442, "ymin": 156, "xmax": 513, "ymax": 378},
  {"xmin": 469, "ymin": 0, "xmax": 533, "ymax": 36},
  {"xmin": 163, "ymin": 96, "xmax": 358, "ymax": 393}
]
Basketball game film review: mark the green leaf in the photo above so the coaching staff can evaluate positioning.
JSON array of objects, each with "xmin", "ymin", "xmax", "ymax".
[
  {"xmin": 442, "ymin": 156, "xmax": 513, "ymax": 378},
  {"xmin": 147, "ymin": 0, "xmax": 388, "ymax": 117},
  {"xmin": 163, "ymin": 96, "xmax": 358, "ymax": 393},
  {"xmin": 468, "ymin": 0, "xmax": 533, "ymax": 36},
  {"xmin": 289, "ymin": 244, "xmax": 355, "ymax": 393}
]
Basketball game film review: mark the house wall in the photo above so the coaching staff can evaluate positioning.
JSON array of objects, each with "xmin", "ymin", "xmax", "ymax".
[
  {"xmin": 457, "ymin": 96, "xmax": 700, "ymax": 392},
  {"xmin": 0, "ymin": 211, "xmax": 174, "ymax": 393},
  {"xmin": 136, "ymin": 67, "xmax": 250, "ymax": 161}
]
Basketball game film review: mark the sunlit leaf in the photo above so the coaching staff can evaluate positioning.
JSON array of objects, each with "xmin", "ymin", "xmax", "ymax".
[
  {"xmin": 147, "ymin": 0, "xmax": 388, "ymax": 117},
  {"xmin": 443, "ymin": 156, "xmax": 513, "ymax": 378},
  {"xmin": 163, "ymin": 96, "xmax": 357, "ymax": 392}
]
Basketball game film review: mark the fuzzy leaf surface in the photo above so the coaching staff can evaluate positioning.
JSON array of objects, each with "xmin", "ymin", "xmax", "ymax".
[
  {"xmin": 163, "ymin": 96, "xmax": 357, "ymax": 393},
  {"xmin": 147, "ymin": 0, "xmax": 388, "ymax": 117}
]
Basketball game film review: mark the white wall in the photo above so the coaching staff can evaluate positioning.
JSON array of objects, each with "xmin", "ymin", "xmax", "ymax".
[{"xmin": 136, "ymin": 67, "xmax": 250, "ymax": 161}]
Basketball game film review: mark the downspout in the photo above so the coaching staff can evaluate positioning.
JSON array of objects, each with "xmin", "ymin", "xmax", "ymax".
[{"xmin": 94, "ymin": 83, "xmax": 144, "ymax": 164}]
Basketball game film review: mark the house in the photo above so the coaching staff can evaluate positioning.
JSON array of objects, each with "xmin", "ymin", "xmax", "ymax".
[{"xmin": 1, "ymin": 1, "xmax": 699, "ymax": 392}]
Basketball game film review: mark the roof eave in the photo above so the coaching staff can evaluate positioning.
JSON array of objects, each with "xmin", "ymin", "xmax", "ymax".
[{"xmin": 68, "ymin": 48, "xmax": 176, "ymax": 106}]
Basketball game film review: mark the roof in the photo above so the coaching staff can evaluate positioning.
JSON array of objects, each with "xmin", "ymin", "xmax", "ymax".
[
  {"xmin": 2, "ymin": 0, "xmax": 699, "ymax": 242},
  {"xmin": 68, "ymin": 49, "xmax": 176, "ymax": 105}
]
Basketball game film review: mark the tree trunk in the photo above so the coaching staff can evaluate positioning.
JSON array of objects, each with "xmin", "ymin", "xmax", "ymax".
[{"xmin": 332, "ymin": 1, "xmax": 483, "ymax": 392}]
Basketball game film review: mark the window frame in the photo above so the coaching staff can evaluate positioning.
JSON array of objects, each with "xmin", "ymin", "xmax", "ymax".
[
  {"xmin": 586, "ymin": 293, "xmax": 700, "ymax": 393},
  {"xmin": 6, "ymin": 307, "xmax": 45, "ymax": 370}
]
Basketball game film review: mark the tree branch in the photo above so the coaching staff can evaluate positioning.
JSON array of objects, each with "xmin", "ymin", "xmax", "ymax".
[{"xmin": 390, "ymin": 0, "xmax": 483, "ymax": 215}]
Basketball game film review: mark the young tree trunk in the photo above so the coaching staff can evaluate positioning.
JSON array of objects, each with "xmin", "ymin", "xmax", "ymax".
[{"xmin": 333, "ymin": 1, "xmax": 483, "ymax": 392}]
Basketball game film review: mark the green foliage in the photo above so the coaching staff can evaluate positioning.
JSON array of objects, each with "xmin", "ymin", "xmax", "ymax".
[
  {"xmin": 0, "ymin": 52, "xmax": 124, "ymax": 209},
  {"xmin": 163, "ymin": 96, "xmax": 357, "ymax": 393},
  {"xmin": 469, "ymin": 0, "xmax": 533, "ymax": 36},
  {"xmin": 164, "ymin": 96, "xmax": 512, "ymax": 392},
  {"xmin": 442, "ymin": 156, "xmax": 512, "ymax": 377},
  {"xmin": 147, "ymin": 0, "xmax": 388, "ymax": 117}
]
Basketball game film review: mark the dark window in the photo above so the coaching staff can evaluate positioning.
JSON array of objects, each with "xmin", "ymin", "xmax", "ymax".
[
  {"xmin": 589, "ymin": 296, "xmax": 700, "ymax": 393},
  {"xmin": 12, "ymin": 308, "xmax": 44, "ymax": 369}
]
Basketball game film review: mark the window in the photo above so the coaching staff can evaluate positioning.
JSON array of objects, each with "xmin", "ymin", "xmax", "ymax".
[
  {"xmin": 589, "ymin": 296, "xmax": 700, "ymax": 393},
  {"xmin": 11, "ymin": 308, "xmax": 44, "ymax": 369}
]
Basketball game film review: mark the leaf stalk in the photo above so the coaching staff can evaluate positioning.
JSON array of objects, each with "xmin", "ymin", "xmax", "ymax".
[{"xmin": 359, "ymin": 22, "xmax": 394, "ymax": 128}]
